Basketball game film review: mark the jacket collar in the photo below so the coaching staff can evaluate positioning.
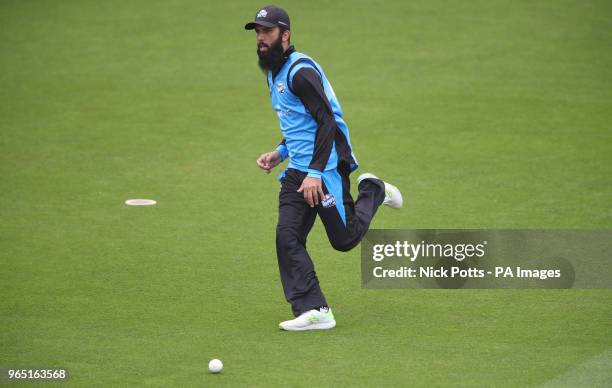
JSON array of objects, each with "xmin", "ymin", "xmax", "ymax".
[{"xmin": 272, "ymin": 45, "xmax": 296, "ymax": 78}]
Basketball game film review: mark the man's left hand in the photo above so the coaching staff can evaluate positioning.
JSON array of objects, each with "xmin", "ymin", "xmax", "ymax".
[{"xmin": 297, "ymin": 177, "xmax": 325, "ymax": 207}]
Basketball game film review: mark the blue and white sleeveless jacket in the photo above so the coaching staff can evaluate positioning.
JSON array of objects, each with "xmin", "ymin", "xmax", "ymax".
[{"xmin": 269, "ymin": 51, "xmax": 358, "ymax": 179}]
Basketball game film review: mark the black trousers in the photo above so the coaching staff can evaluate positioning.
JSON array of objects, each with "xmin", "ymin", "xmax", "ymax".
[{"xmin": 276, "ymin": 165, "xmax": 385, "ymax": 316}]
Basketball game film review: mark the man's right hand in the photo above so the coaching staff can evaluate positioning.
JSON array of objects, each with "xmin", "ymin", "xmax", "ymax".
[{"xmin": 256, "ymin": 150, "xmax": 282, "ymax": 174}]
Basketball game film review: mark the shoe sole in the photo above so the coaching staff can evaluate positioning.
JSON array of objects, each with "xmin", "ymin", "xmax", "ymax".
[
  {"xmin": 357, "ymin": 173, "xmax": 379, "ymax": 184},
  {"xmin": 279, "ymin": 320, "xmax": 336, "ymax": 331},
  {"xmin": 358, "ymin": 173, "xmax": 403, "ymax": 209}
]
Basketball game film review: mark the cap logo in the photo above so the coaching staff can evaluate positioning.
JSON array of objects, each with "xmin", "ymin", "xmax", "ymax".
[{"xmin": 256, "ymin": 9, "xmax": 267, "ymax": 18}]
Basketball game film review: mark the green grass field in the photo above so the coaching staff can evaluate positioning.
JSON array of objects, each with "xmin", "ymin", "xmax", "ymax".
[{"xmin": 1, "ymin": 0, "xmax": 611, "ymax": 386}]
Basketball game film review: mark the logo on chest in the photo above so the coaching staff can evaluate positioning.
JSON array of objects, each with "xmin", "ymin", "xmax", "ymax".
[{"xmin": 276, "ymin": 82, "xmax": 285, "ymax": 94}]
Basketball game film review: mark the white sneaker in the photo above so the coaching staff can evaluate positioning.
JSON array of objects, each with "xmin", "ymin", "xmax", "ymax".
[
  {"xmin": 357, "ymin": 173, "xmax": 403, "ymax": 209},
  {"xmin": 279, "ymin": 308, "xmax": 336, "ymax": 331}
]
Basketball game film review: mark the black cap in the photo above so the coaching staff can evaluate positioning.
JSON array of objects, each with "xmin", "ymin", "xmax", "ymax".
[{"xmin": 244, "ymin": 5, "xmax": 290, "ymax": 30}]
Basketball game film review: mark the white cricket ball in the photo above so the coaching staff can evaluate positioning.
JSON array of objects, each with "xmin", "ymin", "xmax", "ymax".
[{"xmin": 208, "ymin": 358, "xmax": 223, "ymax": 373}]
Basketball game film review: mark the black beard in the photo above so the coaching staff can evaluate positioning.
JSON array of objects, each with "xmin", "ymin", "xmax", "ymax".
[{"xmin": 257, "ymin": 36, "xmax": 285, "ymax": 73}]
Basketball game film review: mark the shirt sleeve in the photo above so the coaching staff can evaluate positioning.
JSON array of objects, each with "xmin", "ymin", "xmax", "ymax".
[
  {"xmin": 291, "ymin": 67, "xmax": 337, "ymax": 178},
  {"xmin": 275, "ymin": 138, "xmax": 289, "ymax": 162}
]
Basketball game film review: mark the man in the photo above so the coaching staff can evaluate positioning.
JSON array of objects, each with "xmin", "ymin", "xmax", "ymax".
[{"xmin": 245, "ymin": 5, "xmax": 403, "ymax": 331}]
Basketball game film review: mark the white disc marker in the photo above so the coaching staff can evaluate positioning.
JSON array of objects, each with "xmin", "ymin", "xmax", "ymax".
[{"xmin": 125, "ymin": 199, "xmax": 157, "ymax": 206}]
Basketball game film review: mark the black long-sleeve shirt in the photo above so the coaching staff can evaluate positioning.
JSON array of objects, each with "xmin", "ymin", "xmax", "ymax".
[{"xmin": 273, "ymin": 46, "xmax": 338, "ymax": 175}]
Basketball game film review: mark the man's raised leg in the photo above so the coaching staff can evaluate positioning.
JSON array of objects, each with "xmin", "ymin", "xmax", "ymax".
[{"xmin": 317, "ymin": 166, "xmax": 402, "ymax": 252}]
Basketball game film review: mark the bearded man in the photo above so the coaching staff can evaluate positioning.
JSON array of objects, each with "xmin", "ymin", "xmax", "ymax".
[{"xmin": 246, "ymin": 5, "xmax": 403, "ymax": 331}]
